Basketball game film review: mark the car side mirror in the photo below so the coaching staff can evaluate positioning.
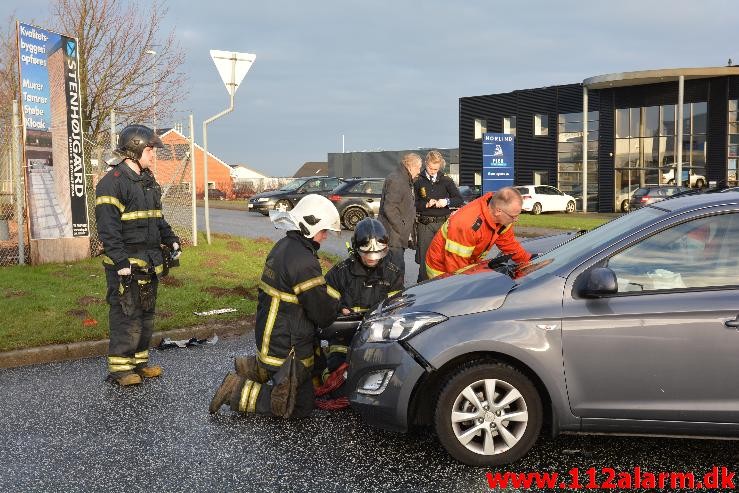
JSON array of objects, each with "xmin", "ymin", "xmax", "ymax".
[{"xmin": 579, "ymin": 267, "xmax": 618, "ymax": 298}]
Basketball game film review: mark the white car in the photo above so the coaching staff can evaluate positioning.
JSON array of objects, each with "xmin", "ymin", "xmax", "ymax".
[
  {"xmin": 515, "ymin": 185, "xmax": 577, "ymax": 215},
  {"xmin": 661, "ymin": 168, "xmax": 706, "ymax": 188}
]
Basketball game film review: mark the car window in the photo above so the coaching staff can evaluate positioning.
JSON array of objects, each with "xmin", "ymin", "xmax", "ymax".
[
  {"xmin": 515, "ymin": 187, "xmax": 529, "ymax": 195},
  {"xmin": 347, "ymin": 181, "xmax": 365, "ymax": 193},
  {"xmin": 322, "ymin": 178, "xmax": 340, "ymax": 191},
  {"xmin": 606, "ymin": 213, "xmax": 739, "ymax": 292},
  {"xmin": 302, "ymin": 179, "xmax": 322, "ymax": 193},
  {"xmin": 362, "ymin": 181, "xmax": 381, "ymax": 194}
]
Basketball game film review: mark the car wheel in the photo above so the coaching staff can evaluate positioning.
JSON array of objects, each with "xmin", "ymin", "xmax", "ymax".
[
  {"xmin": 565, "ymin": 201, "xmax": 575, "ymax": 213},
  {"xmin": 620, "ymin": 199, "xmax": 630, "ymax": 213},
  {"xmin": 342, "ymin": 207, "xmax": 367, "ymax": 231},
  {"xmin": 695, "ymin": 179, "xmax": 705, "ymax": 189},
  {"xmin": 274, "ymin": 199, "xmax": 292, "ymax": 212},
  {"xmin": 434, "ymin": 362, "xmax": 542, "ymax": 466},
  {"xmin": 531, "ymin": 202, "xmax": 542, "ymax": 215},
  {"xmin": 667, "ymin": 179, "xmax": 675, "ymax": 185}
]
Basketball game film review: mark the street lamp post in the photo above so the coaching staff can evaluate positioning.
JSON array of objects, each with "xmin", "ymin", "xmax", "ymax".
[{"xmin": 145, "ymin": 49, "xmax": 158, "ymax": 173}]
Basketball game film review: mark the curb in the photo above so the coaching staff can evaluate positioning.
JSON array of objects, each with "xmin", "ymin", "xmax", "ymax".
[{"xmin": 0, "ymin": 317, "xmax": 255, "ymax": 370}]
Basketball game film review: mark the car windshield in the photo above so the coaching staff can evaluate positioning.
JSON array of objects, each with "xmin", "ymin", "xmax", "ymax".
[
  {"xmin": 503, "ymin": 206, "xmax": 667, "ymax": 282},
  {"xmin": 279, "ymin": 179, "xmax": 308, "ymax": 192}
]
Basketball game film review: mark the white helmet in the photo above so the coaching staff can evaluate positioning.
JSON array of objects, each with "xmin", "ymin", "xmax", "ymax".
[{"xmin": 270, "ymin": 194, "xmax": 341, "ymax": 238}]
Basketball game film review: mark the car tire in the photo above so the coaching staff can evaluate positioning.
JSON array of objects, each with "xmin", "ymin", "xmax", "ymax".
[
  {"xmin": 274, "ymin": 199, "xmax": 292, "ymax": 212},
  {"xmin": 531, "ymin": 202, "xmax": 542, "ymax": 215},
  {"xmin": 695, "ymin": 179, "xmax": 705, "ymax": 189},
  {"xmin": 565, "ymin": 201, "xmax": 575, "ymax": 213},
  {"xmin": 620, "ymin": 199, "xmax": 630, "ymax": 213},
  {"xmin": 342, "ymin": 207, "xmax": 367, "ymax": 231},
  {"xmin": 434, "ymin": 361, "xmax": 542, "ymax": 466},
  {"xmin": 667, "ymin": 179, "xmax": 675, "ymax": 185}
]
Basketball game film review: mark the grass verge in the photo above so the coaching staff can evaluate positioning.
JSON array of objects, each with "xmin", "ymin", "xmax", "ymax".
[
  {"xmin": 517, "ymin": 212, "xmax": 615, "ymax": 230},
  {"xmin": 0, "ymin": 233, "xmax": 338, "ymax": 352}
]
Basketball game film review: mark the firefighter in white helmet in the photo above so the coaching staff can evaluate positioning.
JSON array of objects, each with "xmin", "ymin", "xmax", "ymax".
[{"xmin": 210, "ymin": 194, "xmax": 341, "ymax": 417}]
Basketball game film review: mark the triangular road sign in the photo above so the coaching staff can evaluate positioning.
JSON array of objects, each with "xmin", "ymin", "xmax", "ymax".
[{"xmin": 209, "ymin": 50, "xmax": 256, "ymax": 96}]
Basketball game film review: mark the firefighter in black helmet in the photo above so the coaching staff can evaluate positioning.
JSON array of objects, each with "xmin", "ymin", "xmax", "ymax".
[
  {"xmin": 95, "ymin": 124, "xmax": 181, "ymax": 386},
  {"xmin": 321, "ymin": 218, "xmax": 404, "ymax": 374}
]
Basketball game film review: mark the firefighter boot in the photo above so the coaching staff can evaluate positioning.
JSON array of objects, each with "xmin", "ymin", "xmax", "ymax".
[
  {"xmin": 136, "ymin": 365, "xmax": 163, "ymax": 379},
  {"xmin": 112, "ymin": 372, "xmax": 142, "ymax": 386},
  {"xmin": 209, "ymin": 373, "xmax": 240, "ymax": 414}
]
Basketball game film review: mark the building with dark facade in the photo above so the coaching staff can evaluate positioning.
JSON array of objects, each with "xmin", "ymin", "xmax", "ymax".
[
  {"xmin": 459, "ymin": 66, "xmax": 739, "ymax": 212},
  {"xmin": 329, "ymin": 148, "xmax": 459, "ymax": 182}
]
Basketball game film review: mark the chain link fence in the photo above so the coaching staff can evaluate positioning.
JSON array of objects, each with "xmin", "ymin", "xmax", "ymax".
[{"xmin": 0, "ymin": 115, "xmax": 194, "ymax": 267}]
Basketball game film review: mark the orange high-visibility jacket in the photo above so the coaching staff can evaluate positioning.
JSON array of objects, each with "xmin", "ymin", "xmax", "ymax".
[{"xmin": 425, "ymin": 192, "xmax": 531, "ymax": 278}]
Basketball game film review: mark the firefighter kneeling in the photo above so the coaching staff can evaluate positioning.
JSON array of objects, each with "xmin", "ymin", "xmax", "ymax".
[{"xmin": 209, "ymin": 194, "xmax": 341, "ymax": 418}]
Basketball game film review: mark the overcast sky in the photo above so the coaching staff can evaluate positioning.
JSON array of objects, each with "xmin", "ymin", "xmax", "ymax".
[{"xmin": 8, "ymin": 0, "xmax": 738, "ymax": 176}]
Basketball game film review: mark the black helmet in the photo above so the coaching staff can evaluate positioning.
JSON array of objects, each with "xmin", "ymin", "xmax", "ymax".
[
  {"xmin": 116, "ymin": 124, "xmax": 163, "ymax": 160},
  {"xmin": 352, "ymin": 218, "xmax": 388, "ymax": 262}
]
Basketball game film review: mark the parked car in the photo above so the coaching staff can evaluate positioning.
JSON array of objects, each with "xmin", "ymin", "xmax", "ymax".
[
  {"xmin": 515, "ymin": 185, "xmax": 576, "ymax": 214},
  {"xmin": 328, "ymin": 178, "xmax": 384, "ymax": 230},
  {"xmin": 629, "ymin": 185, "xmax": 689, "ymax": 210},
  {"xmin": 347, "ymin": 191, "xmax": 739, "ymax": 466},
  {"xmin": 457, "ymin": 185, "xmax": 482, "ymax": 204},
  {"xmin": 662, "ymin": 167, "xmax": 706, "ymax": 188},
  {"xmin": 247, "ymin": 176, "xmax": 343, "ymax": 215},
  {"xmin": 207, "ymin": 188, "xmax": 226, "ymax": 200}
]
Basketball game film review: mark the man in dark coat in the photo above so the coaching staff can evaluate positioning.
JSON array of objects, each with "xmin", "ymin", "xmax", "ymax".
[{"xmin": 377, "ymin": 153, "xmax": 421, "ymax": 282}]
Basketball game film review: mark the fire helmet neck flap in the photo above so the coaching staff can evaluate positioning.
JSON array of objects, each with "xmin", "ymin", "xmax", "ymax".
[
  {"xmin": 270, "ymin": 194, "xmax": 341, "ymax": 238},
  {"xmin": 352, "ymin": 218, "xmax": 389, "ymax": 262}
]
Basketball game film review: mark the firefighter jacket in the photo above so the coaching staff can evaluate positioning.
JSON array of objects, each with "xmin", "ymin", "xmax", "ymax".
[
  {"xmin": 425, "ymin": 192, "xmax": 531, "ymax": 278},
  {"xmin": 325, "ymin": 253, "xmax": 404, "ymax": 314},
  {"xmin": 95, "ymin": 161, "xmax": 179, "ymax": 272},
  {"xmin": 414, "ymin": 170, "xmax": 464, "ymax": 218},
  {"xmin": 255, "ymin": 231, "xmax": 340, "ymax": 372}
]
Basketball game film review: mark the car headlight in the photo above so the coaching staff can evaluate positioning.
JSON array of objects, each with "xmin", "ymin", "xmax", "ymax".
[
  {"xmin": 362, "ymin": 312, "xmax": 447, "ymax": 343},
  {"xmin": 256, "ymin": 197, "xmax": 270, "ymax": 203}
]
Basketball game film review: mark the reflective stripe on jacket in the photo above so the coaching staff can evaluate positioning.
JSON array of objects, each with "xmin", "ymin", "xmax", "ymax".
[{"xmin": 425, "ymin": 192, "xmax": 531, "ymax": 277}]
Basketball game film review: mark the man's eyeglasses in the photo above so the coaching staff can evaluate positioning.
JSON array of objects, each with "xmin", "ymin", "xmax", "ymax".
[{"xmin": 497, "ymin": 208, "xmax": 520, "ymax": 221}]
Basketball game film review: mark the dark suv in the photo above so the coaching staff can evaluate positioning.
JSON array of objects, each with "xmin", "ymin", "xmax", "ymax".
[
  {"xmin": 347, "ymin": 191, "xmax": 739, "ymax": 466},
  {"xmin": 328, "ymin": 178, "xmax": 384, "ymax": 230},
  {"xmin": 247, "ymin": 176, "xmax": 342, "ymax": 215},
  {"xmin": 629, "ymin": 185, "xmax": 689, "ymax": 210}
]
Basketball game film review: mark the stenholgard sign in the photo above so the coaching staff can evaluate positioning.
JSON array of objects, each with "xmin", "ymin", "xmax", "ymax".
[{"xmin": 17, "ymin": 22, "xmax": 89, "ymax": 239}]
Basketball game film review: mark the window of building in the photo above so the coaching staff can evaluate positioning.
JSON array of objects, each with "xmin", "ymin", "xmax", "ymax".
[
  {"xmin": 474, "ymin": 118, "xmax": 487, "ymax": 140},
  {"xmin": 728, "ymin": 100, "xmax": 738, "ymax": 186},
  {"xmin": 615, "ymin": 102, "xmax": 708, "ymax": 211},
  {"xmin": 556, "ymin": 111, "xmax": 599, "ymax": 211},
  {"xmin": 503, "ymin": 116, "xmax": 517, "ymax": 136},
  {"xmin": 534, "ymin": 114, "xmax": 548, "ymax": 136}
]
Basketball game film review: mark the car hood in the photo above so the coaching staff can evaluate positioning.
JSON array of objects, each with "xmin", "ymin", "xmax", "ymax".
[
  {"xmin": 381, "ymin": 264, "xmax": 516, "ymax": 318},
  {"xmin": 250, "ymin": 190, "xmax": 285, "ymax": 200}
]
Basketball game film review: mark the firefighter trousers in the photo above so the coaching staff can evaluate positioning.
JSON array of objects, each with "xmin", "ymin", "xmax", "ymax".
[
  {"xmin": 233, "ymin": 366, "xmax": 315, "ymax": 418},
  {"xmin": 104, "ymin": 268, "xmax": 159, "ymax": 376}
]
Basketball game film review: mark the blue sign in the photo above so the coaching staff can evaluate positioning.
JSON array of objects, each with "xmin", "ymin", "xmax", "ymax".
[{"xmin": 482, "ymin": 133, "xmax": 515, "ymax": 194}]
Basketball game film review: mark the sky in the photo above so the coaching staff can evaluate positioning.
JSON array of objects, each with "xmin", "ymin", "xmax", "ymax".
[{"xmin": 6, "ymin": 0, "xmax": 739, "ymax": 176}]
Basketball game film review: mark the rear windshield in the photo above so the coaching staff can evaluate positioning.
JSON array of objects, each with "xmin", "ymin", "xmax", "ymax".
[
  {"xmin": 515, "ymin": 187, "xmax": 529, "ymax": 194},
  {"xmin": 632, "ymin": 188, "xmax": 649, "ymax": 197}
]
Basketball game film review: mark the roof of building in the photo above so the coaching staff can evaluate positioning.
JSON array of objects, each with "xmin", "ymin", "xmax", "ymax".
[
  {"xmin": 584, "ymin": 66, "xmax": 739, "ymax": 89},
  {"xmin": 293, "ymin": 161, "xmax": 328, "ymax": 177}
]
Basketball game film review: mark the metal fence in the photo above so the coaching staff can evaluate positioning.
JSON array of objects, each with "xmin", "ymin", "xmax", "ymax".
[{"xmin": 0, "ymin": 111, "xmax": 194, "ymax": 266}]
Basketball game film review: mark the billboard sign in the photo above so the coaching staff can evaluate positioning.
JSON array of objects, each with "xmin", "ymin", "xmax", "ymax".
[
  {"xmin": 482, "ymin": 133, "xmax": 514, "ymax": 194},
  {"xmin": 17, "ymin": 22, "xmax": 89, "ymax": 239}
]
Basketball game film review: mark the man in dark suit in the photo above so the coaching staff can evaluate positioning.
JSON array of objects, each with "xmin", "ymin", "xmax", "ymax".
[{"xmin": 378, "ymin": 153, "xmax": 421, "ymax": 283}]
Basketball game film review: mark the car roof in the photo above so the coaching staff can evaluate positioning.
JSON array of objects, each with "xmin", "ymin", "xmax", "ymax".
[{"xmin": 648, "ymin": 190, "xmax": 739, "ymax": 212}]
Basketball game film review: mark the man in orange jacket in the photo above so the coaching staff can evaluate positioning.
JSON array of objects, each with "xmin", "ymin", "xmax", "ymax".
[{"xmin": 425, "ymin": 186, "xmax": 532, "ymax": 278}]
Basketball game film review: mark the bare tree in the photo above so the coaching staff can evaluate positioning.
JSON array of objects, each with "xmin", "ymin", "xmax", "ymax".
[{"xmin": 48, "ymin": 0, "xmax": 188, "ymax": 143}]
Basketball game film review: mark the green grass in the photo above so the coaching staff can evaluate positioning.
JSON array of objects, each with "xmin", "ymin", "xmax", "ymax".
[
  {"xmin": 0, "ymin": 233, "xmax": 338, "ymax": 352},
  {"xmin": 196, "ymin": 199, "xmax": 249, "ymax": 211},
  {"xmin": 517, "ymin": 212, "xmax": 616, "ymax": 230}
]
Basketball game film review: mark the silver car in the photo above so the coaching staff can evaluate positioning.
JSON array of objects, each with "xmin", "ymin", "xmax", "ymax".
[{"xmin": 347, "ymin": 191, "xmax": 739, "ymax": 466}]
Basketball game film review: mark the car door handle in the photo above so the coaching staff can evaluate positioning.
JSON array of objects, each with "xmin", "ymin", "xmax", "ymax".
[{"xmin": 724, "ymin": 316, "xmax": 739, "ymax": 328}]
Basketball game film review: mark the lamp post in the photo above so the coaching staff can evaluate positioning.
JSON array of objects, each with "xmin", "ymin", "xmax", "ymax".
[{"xmin": 145, "ymin": 49, "xmax": 158, "ymax": 173}]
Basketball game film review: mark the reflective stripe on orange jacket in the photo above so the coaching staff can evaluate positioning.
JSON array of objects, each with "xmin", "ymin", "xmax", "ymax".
[{"xmin": 424, "ymin": 192, "xmax": 531, "ymax": 278}]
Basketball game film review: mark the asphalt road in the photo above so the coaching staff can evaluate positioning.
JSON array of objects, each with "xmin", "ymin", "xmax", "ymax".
[{"xmin": 1, "ymin": 334, "xmax": 735, "ymax": 492}]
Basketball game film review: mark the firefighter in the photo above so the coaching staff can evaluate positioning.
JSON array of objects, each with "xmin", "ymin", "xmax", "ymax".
[
  {"xmin": 95, "ymin": 124, "xmax": 181, "ymax": 386},
  {"xmin": 209, "ymin": 194, "xmax": 341, "ymax": 418},
  {"xmin": 425, "ymin": 186, "xmax": 531, "ymax": 278},
  {"xmin": 413, "ymin": 150, "xmax": 464, "ymax": 282},
  {"xmin": 322, "ymin": 218, "xmax": 404, "ymax": 373}
]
